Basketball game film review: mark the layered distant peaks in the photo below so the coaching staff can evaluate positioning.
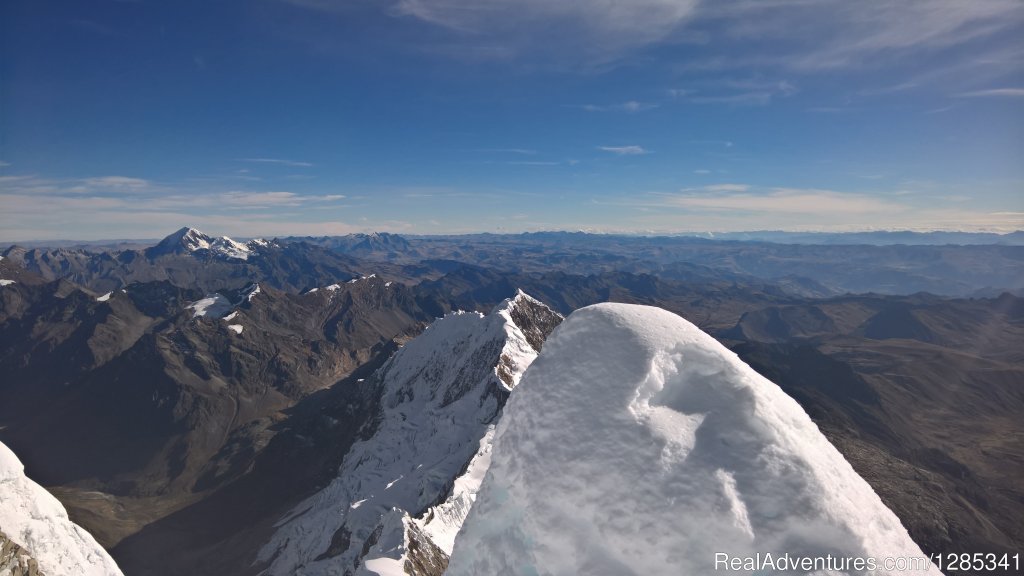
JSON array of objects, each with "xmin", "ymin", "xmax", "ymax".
[{"xmin": 147, "ymin": 227, "xmax": 270, "ymax": 260}]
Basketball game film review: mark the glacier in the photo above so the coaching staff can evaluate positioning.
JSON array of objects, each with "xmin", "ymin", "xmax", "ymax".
[
  {"xmin": 0, "ymin": 441, "xmax": 123, "ymax": 576},
  {"xmin": 446, "ymin": 303, "xmax": 941, "ymax": 576}
]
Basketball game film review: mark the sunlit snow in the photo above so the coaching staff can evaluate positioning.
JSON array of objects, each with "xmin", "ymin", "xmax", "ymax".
[
  {"xmin": 186, "ymin": 294, "xmax": 232, "ymax": 318},
  {"xmin": 257, "ymin": 292, "xmax": 554, "ymax": 575},
  {"xmin": 447, "ymin": 303, "xmax": 941, "ymax": 576},
  {"xmin": 0, "ymin": 441, "xmax": 124, "ymax": 576}
]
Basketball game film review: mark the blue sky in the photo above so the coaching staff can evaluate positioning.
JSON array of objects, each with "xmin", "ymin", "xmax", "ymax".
[{"xmin": 1, "ymin": 0, "xmax": 1022, "ymax": 239}]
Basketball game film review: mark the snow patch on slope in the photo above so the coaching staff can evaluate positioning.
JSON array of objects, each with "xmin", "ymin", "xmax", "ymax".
[
  {"xmin": 186, "ymin": 293, "xmax": 232, "ymax": 318},
  {"xmin": 0, "ymin": 441, "xmax": 123, "ymax": 576},
  {"xmin": 447, "ymin": 303, "xmax": 941, "ymax": 576},
  {"xmin": 257, "ymin": 292, "xmax": 559, "ymax": 576},
  {"xmin": 0, "ymin": 279, "xmax": 15, "ymax": 286}
]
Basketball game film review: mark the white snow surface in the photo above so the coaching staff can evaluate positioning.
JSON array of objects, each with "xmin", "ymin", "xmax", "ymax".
[
  {"xmin": 186, "ymin": 293, "xmax": 232, "ymax": 318},
  {"xmin": 0, "ymin": 279, "xmax": 15, "ymax": 286},
  {"xmin": 227, "ymin": 324, "xmax": 243, "ymax": 334},
  {"xmin": 447, "ymin": 303, "xmax": 940, "ymax": 576},
  {"xmin": 244, "ymin": 283, "xmax": 261, "ymax": 302},
  {"xmin": 209, "ymin": 236, "xmax": 252, "ymax": 260},
  {"xmin": 0, "ymin": 441, "xmax": 123, "ymax": 576},
  {"xmin": 96, "ymin": 292, "xmax": 112, "ymax": 302},
  {"xmin": 257, "ymin": 292, "xmax": 553, "ymax": 576},
  {"xmin": 178, "ymin": 228, "xmax": 258, "ymax": 260}
]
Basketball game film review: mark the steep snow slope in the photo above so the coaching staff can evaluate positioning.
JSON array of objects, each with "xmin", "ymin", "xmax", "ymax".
[
  {"xmin": 447, "ymin": 303, "xmax": 941, "ymax": 576},
  {"xmin": 0, "ymin": 442, "xmax": 123, "ymax": 576},
  {"xmin": 257, "ymin": 291, "xmax": 561, "ymax": 576}
]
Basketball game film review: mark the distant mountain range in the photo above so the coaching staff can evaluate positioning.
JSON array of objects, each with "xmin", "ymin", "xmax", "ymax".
[
  {"xmin": 1, "ymin": 227, "xmax": 1022, "ymax": 575},
  {"xmin": 5, "ymin": 227, "xmax": 1024, "ymax": 297}
]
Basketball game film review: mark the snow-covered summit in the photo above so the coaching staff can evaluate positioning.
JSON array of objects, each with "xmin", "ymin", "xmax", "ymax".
[
  {"xmin": 447, "ymin": 303, "xmax": 940, "ymax": 576},
  {"xmin": 0, "ymin": 441, "xmax": 123, "ymax": 576},
  {"xmin": 147, "ymin": 227, "xmax": 268, "ymax": 260},
  {"xmin": 257, "ymin": 291, "xmax": 562, "ymax": 576}
]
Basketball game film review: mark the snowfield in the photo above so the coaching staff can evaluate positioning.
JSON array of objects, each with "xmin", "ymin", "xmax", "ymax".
[
  {"xmin": 257, "ymin": 292, "xmax": 559, "ymax": 575},
  {"xmin": 447, "ymin": 303, "xmax": 941, "ymax": 576},
  {"xmin": 0, "ymin": 441, "xmax": 123, "ymax": 576},
  {"xmin": 186, "ymin": 293, "xmax": 232, "ymax": 318}
]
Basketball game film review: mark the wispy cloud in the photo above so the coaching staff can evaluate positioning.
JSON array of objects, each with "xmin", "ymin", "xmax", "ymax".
[
  {"xmin": 503, "ymin": 161, "xmax": 562, "ymax": 166},
  {"xmin": 281, "ymin": 0, "xmax": 1023, "ymax": 84},
  {"xmin": 598, "ymin": 145, "xmax": 649, "ymax": 156},
  {"xmin": 0, "ymin": 161, "xmax": 10, "ymax": 168},
  {"xmin": 391, "ymin": 0, "xmax": 699, "ymax": 66},
  {"xmin": 478, "ymin": 148, "xmax": 538, "ymax": 155},
  {"xmin": 671, "ymin": 79, "xmax": 798, "ymax": 106},
  {"xmin": 701, "ymin": 183, "xmax": 750, "ymax": 193},
  {"xmin": 663, "ymin": 187, "xmax": 897, "ymax": 215},
  {"xmin": 700, "ymin": 0, "xmax": 1024, "ymax": 71},
  {"xmin": 82, "ymin": 176, "xmax": 151, "ymax": 190},
  {"xmin": 580, "ymin": 101, "xmax": 659, "ymax": 113},
  {"xmin": 583, "ymin": 181, "xmax": 1024, "ymax": 232},
  {"xmin": 954, "ymin": 87, "xmax": 1024, "ymax": 98},
  {"xmin": 686, "ymin": 139, "xmax": 734, "ymax": 148},
  {"xmin": 807, "ymin": 106, "xmax": 853, "ymax": 113},
  {"xmin": 238, "ymin": 158, "xmax": 314, "ymax": 167}
]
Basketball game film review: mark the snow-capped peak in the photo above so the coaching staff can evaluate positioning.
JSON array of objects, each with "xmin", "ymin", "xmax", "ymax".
[
  {"xmin": 257, "ymin": 291, "xmax": 562, "ymax": 576},
  {"xmin": 149, "ymin": 227, "xmax": 259, "ymax": 260},
  {"xmin": 447, "ymin": 303, "xmax": 941, "ymax": 576},
  {"xmin": 159, "ymin": 227, "xmax": 214, "ymax": 252},
  {"xmin": 0, "ymin": 441, "xmax": 124, "ymax": 576},
  {"xmin": 209, "ymin": 235, "xmax": 251, "ymax": 260}
]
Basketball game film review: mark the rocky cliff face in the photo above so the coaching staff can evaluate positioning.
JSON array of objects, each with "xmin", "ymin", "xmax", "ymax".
[{"xmin": 1, "ymin": 530, "xmax": 44, "ymax": 576}]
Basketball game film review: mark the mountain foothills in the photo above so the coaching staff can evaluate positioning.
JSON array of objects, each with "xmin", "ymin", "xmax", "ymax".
[{"xmin": 0, "ymin": 227, "xmax": 1021, "ymax": 575}]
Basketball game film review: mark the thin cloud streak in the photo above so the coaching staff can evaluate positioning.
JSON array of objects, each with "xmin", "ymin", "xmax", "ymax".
[
  {"xmin": 598, "ymin": 146, "xmax": 650, "ymax": 156},
  {"xmin": 238, "ymin": 158, "xmax": 314, "ymax": 167},
  {"xmin": 954, "ymin": 88, "xmax": 1024, "ymax": 98},
  {"xmin": 580, "ymin": 101, "xmax": 659, "ymax": 113}
]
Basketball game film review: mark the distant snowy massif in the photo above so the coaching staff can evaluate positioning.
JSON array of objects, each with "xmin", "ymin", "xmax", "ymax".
[{"xmin": 446, "ymin": 303, "xmax": 940, "ymax": 576}]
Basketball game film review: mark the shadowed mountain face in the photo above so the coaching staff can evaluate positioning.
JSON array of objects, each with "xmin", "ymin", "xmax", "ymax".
[
  {"xmin": 1, "ymin": 230, "xmax": 1023, "ymax": 576},
  {"xmin": 0, "ymin": 274, "xmax": 435, "ymax": 549},
  {"xmin": 724, "ymin": 295, "xmax": 1024, "ymax": 568}
]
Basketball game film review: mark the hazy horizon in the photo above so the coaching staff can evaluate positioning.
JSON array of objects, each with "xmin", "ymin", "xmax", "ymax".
[{"xmin": 3, "ymin": 225, "xmax": 1023, "ymax": 245}]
